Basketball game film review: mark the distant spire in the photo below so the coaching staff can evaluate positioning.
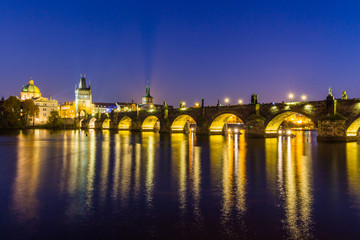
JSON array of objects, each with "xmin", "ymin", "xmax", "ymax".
[
  {"xmin": 79, "ymin": 74, "xmax": 87, "ymax": 89},
  {"xmin": 80, "ymin": 73, "xmax": 82, "ymax": 78}
]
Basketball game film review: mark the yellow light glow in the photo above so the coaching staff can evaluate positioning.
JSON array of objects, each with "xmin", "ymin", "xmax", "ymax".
[
  {"xmin": 266, "ymin": 130, "xmax": 277, "ymax": 134},
  {"xmin": 288, "ymin": 93, "xmax": 294, "ymax": 99},
  {"xmin": 238, "ymin": 99, "xmax": 243, "ymax": 104},
  {"xmin": 347, "ymin": 132, "xmax": 357, "ymax": 136},
  {"xmin": 301, "ymin": 95, "xmax": 307, "ymax": 101},
  {"xmin": 224, "ymin": 98, "xmax": 229, "ymax": 103}
]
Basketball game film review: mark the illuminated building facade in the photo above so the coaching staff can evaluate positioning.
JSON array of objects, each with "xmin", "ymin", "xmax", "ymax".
[
  {"xmin": 60, "ymin": 102, "xmax": 75, "ymax": 118},
  {"xmin": 94, "ymin": 102, "xmax": 117, "ymax": 114},
  {"xmin": 33, "ymin": 97, "xmax": 59, "ymax": 125},
  {"xmin": 75, "ymin": 74, "xmax": 93, "ymax": 116},
  {"xmin": 115, "ymin": 102, "xmax": 137, "ymax": 112}
]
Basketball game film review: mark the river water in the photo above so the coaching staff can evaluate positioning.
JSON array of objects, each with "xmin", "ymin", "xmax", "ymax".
[{"xmin": 0, "ymin": 130, "xmax": 360, "ymax": 239}]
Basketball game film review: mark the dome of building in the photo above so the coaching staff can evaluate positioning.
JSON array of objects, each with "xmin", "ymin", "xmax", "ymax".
[
  {"xmin": 21, "ymin": 79, "xmax": 41, "ymax": 94},
  {"xmin": 20, "ymin": 78, "xmax": 41, "ymax": 100}
]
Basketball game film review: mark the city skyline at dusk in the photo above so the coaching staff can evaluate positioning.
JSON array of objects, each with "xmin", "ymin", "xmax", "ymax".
[{"xmin": 2, "ymin": 1, "xmax": 360, "ymax": 105}]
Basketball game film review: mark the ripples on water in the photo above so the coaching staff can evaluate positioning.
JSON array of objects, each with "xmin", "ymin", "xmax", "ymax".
[{"xmin": 0, "ymin": 130, "xmax": 360, "ymax": 239}]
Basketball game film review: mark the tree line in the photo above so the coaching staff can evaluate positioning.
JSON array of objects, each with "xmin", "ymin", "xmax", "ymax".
[{"xmin": 0, "ymin": 96, "xmax": 62, "ymax": 128}]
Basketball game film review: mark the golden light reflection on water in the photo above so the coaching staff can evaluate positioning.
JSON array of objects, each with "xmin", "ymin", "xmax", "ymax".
[
  {"xmin": 266, "ymin": 131, "xmax": 313, "ymax": 240},
  {"xmin": 235, "ymin": 131, "xmax": 247, "ymax": 214},
  {"xmin": 346, "ymin": 142, "xmax": 360, "ymax": 209},
  {"xmin": 112, "ymin": 131, "xmax": 136, "ymax": 207},
  {"xmin": 60, "ymin": 130, "xmax": 97, "ymax": 218},
  {"xmin": 119, "ymin": 131, "xmax": 132, "ymax": 207},
  {"xmin": 100, "ymin": 130, "xmax": 110, "ymax": 206},
  {"xmin": 12, "ymin": 131, "xmax": 43, "ymax": 221},
  {"xmin": 210, "ymin": 130, "xmax": 247, "ymax": 226},
  {"xmin": 142, "ymin": 132, "xmax": 158, "ymax": 209},
  {"xmin": 10, "ymin": 129, "xmax": 321, "ymax": 237},
  {"xmin": 86, "ymin": 130, "xmax": 96, "ymax": 208},
  {"xmin": 171, "ymin": 132, "xmax": 203, "ymax": 224},
  {"xmin": 171, "ymin": 133, "xmax": 187, "ymax": 211}
]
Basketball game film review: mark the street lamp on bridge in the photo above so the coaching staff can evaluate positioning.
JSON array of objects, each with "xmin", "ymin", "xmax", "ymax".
[
  {"xmin": 288, "ymin": 93, "xmax": 294, "ymax": 101},
  {"xmin": 224, "ymin": 98, "xmax": 230, "ymax": 105}
]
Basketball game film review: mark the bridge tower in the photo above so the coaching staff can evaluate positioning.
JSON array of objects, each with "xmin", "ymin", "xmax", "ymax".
[{"xmin": 75, "ymin": 74, "xmax": 93, "ymax": 116}]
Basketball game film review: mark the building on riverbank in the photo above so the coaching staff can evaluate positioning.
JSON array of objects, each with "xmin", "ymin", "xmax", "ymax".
[
  {"xmin": 75, "ymin": 74, "xmax": 94, "ymax": 116},
  {"xmin": 60, "ymin": 102, "xmax": 76, "ymax": 118},
  {"xmin": 20, "ymin": 78, "xmax": 59, "ymax": 125}
]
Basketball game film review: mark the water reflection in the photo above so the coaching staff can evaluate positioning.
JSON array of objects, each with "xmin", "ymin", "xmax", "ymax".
[
  {"xmin": 12, "ymin": 131, "xmax": 43, "ymax": 221},
  {"xmin": 119, "ymin": 131, "xmax": 132, "ymax": 207},
  {"xmin": 209, "ymin": 130, "xmax": 247, "ymax": 236},
  {"xmin": 8, "ymin": 129, "xmax": 360, "ymax": 239},
  {"xmin": 171, "ymin": 133, "xmax": 203, "ymax": 227},
  {"xmin": 346, "ymin": 142, "xmax": 360, "ymax": 209},
  {"xmin": 100, "ymin": 130, "xmax": 111, "ymax": 206},
  {"xmin": 266, "ymin": 132, "xmax": 313, "ymax": 239},
  {"xmin": 61, "ymin": 130, "xmax": 97, "ymax": 218},
  {"xmin": 142, "ymin": 132, "xmax": 158, "ymax": 209}
]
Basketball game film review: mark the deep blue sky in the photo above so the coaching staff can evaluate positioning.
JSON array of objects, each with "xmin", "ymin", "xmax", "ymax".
[{"xmin": 1, "ymin": 0, "xmax": 360, "ymax": 105}]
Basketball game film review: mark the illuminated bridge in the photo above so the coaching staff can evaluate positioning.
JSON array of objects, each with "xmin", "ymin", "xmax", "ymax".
[{"xmin": 73, "ymin": 93, "xmax": 360, "ymax": 142}]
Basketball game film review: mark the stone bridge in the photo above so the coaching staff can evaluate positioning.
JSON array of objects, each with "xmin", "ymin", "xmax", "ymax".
[{"xmin": 75, "ymin": 95, "xmax": 360, "ymax": 142}]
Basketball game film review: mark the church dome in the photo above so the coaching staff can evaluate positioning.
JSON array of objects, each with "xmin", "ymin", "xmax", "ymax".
[{"xmin": 21, "ymin": 79, "xmax": 41, "ymax": 94}]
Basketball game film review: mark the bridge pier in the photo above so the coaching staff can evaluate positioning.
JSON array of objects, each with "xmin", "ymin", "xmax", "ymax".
[
  {"xmin": 245, "ymin": 115, "xmax": 266, "ymax": 138},
  {"xmin": 160, "ymin": 119, "xmax": 171, "ymax": 133},
  {"xmin": 317, "ymin": 119, "xmax": 358, "ymax": 142}
]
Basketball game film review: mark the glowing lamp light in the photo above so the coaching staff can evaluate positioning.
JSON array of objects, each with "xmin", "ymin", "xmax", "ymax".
[
  {"xmin": 234, "ymin": 128, "xmax": 239, "ymax": 133},
  {"xmin": 286, "ymin": 130, "xmax": 292, "ymax": 135},
  {"xmin": 228, "ymin": 129, "xmax": 232, "ymax": 133},
  {"xmin": 278, "ymin": 130, "xmax": 282, "ymax": 134},
  {"xmin": 224, "ymin": 98, "xmax": 229, "ymax": 104},
  {"xmin": 288, "ymin": 93, "xmax": 294, "ymax": 100},
  {"xmin": 238, "ymin": 99, "xmax": 243, "ymax": 104},
  {"xmin": 301, "ymin": 95, "xmax": 307, "ymax": 101}
]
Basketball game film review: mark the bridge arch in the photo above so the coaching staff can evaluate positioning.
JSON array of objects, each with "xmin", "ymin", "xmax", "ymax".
[
  {"xmin": 102, "ymin": 118, "xmax": 111, "ymax": 129},
  {"xmin": 346, "ymin": 117, "xmax": 360, "ymax": 137},
  {"xmin": 118, "ymin": 116, "xmax": 132, "ymax": 130},
  {"xmin": 142, "ymin": 116, "xmax": 160, "ymax": 132},
  {"xmin": 265, "ymin": 111, "xmax": 315, "ymax": 133},
  {"xmin": 89, "ymin": 117, "xmax": 97, "ymax": 129},
  {"xmin": 79, "ymin": 110, "xmax": 87, "ymax": 117},
  {"xmin": 171, "ymin": 114, "xmax": 197, "ymax": 133},
  {"xmin": 209, "ymin": 113, "xmax": 244, "ymax": 134}
]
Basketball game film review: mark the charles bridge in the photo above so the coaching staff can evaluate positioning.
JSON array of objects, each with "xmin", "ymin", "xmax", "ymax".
[{"xmin": 64, "ymin": 92, "xmax": 360, "ymax": 142}]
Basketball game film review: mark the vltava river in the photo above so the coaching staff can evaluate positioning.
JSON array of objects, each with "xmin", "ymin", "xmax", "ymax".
[{"xmin": 0, "ymin": 130, "xmax": 360, "ymax": 239}]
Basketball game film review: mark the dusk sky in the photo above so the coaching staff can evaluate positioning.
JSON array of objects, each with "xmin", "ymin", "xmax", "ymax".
[{"xmin": 1, "ymin": 0, "xmax": 360, "ymax": 106}]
